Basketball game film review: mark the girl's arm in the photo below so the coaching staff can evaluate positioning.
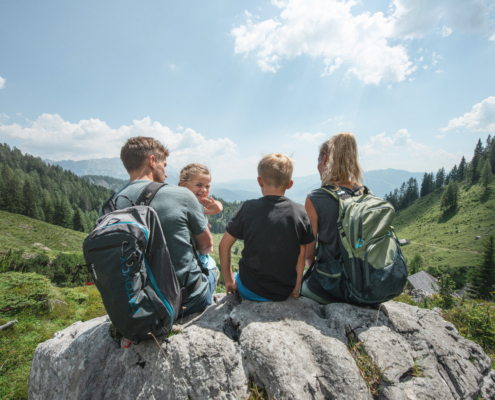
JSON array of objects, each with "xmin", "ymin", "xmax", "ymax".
[
  {"xmin": 290, "ymin": 244, "xmax": 306, "ymax": 298},
  {"xmin": 219, "ymin": 232, "xmax": 238, "ymax": 294},
  {"xmin": 305, "ymin": 197, "xmax": 318, "ymax": 267}
]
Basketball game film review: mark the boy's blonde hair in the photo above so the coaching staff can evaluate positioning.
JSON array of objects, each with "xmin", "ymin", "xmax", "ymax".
[
  {"xmin": 258, "ymin": 153, "xmax": 293, "ymax": 188},
  {"xmin": 319, "ymin": 132, "xmax": 363, "ymax": 188},
  {"xmin": 179, "ymin": 163, "xmax": 210, "ymax": 184}
]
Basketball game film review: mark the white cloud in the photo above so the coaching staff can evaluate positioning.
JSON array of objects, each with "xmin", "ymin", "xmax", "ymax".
[
  {"xmin": 359, "ymin": 129, "xmax": 460, "ymax": 171},
  {"xmin": 435, "ymin": 69, "xmax": 445, "ymax": 73},
  {"xmin": 442, "ymin": 96, "xmax": 495, "ymax": 132},
  {"xmin": 232, "ymin": 0, "xmax": 490, "ymax": 84},
  {"xmin": 0, "ymin": 76, "xmax": 5, "ymax": 89},
  {"xmin": 0, "ymin": 113, "xmax": 9, "ymax": 119},
  {"xmin": 441, "ymin": 26, "xmax": 453, "ymax": 37},
  {"xmin": 291, "ymin": 132, "xmax": 325, "ymax": 143},
  {"xmin": 232, "ymin": 0, "xmax": 415, "ymax": 84},
  {"xmin": 169, "ymin": 64, "xmax": 176, "ymax": 70},
  {"xmin": 490, "ymin": 33, "xmax": 495, "ymax": 41},
  {"xmin": 436, "ymin": 134, "xmax": 445, "ymax": 139},
  {"xmin": 390, "ymin": 0, "xmax": 492, "ymax": 39},
  {"xmin": 0, "ymin": 114, "xmax": 254, "ymax": 180}
]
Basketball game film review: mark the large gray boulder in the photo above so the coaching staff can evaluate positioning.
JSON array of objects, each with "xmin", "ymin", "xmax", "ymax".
[{"xmin": 28, "ymin": 295, "xmax": 494, "ymax": 400}]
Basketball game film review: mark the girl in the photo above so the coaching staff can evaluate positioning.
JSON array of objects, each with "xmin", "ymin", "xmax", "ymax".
[{"xmin": 179, "ymin": 163, "xmax": 223, "ymax": 274}]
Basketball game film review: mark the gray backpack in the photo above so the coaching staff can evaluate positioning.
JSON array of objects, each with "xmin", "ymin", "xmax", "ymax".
[
  {"xmin": 308, "ymin": 185, "xmax": 408, "ymax": 305},
  {"xmin": 82, "ymin": 182, "xmax": 202, "ymax": 342}
]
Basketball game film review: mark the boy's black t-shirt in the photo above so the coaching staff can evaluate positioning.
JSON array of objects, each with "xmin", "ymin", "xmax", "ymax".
[{"xmin": 226, "ymin": 195, "xmax": 315, "ymax": 301}]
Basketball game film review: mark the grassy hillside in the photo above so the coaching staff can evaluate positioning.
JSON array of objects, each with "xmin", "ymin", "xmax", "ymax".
[
  {"xmin": 0, "ymin": 210, "xmax": 87, "ymax": 255},
  {"xmin": 394, "ymin": 181, "xmax": 495, "ymax": 271},
  {"xmin": 0, "ymin": 273, "xmax": 107, "ymax": 399}
]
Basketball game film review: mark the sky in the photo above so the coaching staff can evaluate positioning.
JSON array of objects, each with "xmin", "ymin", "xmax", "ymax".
[{"xmin": 0, "ymin": 0, "xmax": 494, "ymax": 181}]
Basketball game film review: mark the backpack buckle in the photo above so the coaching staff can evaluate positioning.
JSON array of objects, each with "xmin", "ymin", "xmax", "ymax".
[{"xmin": 355, "ymin": 238, "xmax": 365, "ymax": 249}]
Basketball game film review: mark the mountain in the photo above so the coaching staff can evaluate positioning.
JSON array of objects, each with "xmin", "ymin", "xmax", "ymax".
[
  {"xmin": 47, "ymin": 157, "xmax": 180, "ymax": 184},
  {"xmin": 212, "ymin": 169, "xmax": 425, "ymax": 204},
  {"xmin": 47, "ymin": 156, "xmax": 424, "ymax": 202},
  {"xmin": 83, "ymin": 175, "xmax": 128, "ymax": 192}
]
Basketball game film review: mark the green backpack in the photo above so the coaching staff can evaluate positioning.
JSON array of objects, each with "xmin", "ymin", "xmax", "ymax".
[{"xmin": 311, "ymin": 185, "xmax": 408, "ymax": 305}]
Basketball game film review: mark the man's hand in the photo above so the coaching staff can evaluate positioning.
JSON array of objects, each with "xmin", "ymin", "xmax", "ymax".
[
  {"xmin": 225, "ymin": 280, "xmax": 238, "ymax": 295},
  {"xmin": 199, "ymin": 197, "xmax": 223, "ymax": 215}
]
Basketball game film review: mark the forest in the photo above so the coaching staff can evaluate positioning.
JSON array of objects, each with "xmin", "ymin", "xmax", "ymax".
[
  {"xmin": 385, "ymin": 134, "xmax": 495, "ymax": 211},
  {"xmin": 0, "ymin": 144, "xmax": 113, "ymax": 233}
]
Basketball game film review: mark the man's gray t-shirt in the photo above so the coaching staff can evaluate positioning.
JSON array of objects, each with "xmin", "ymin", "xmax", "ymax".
[{"xmin": 102, "ymin": 180, "xmax": 209, "ymax": 310}]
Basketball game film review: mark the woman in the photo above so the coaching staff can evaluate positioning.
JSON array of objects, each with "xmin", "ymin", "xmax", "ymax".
[{"xmin": 301, "ymin": 132, "xmax": 364, "ymax": 304}]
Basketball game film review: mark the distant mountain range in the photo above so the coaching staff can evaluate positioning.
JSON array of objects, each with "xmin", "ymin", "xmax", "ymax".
[
  {"xmin": 211, "ymin": 169, "xmax": 426, "ymax": 203},
  {"xmin": 47, "ymin": 157, "xmax": 425, "ymax": 202},
  {"xmin": 47, "ymin": 157, "xmax": 180, "ymax": 184}
]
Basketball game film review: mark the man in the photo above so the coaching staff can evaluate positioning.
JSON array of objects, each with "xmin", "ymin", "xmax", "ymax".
[{"xmin": 102, "ymin": 136, "xmax": 217, "ymax": 317}]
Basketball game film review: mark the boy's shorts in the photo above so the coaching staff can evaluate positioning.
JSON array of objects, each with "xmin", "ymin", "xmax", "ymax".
[{"xmin": 234, "ymin": 273, "xmax": 270, "ymax": 302}]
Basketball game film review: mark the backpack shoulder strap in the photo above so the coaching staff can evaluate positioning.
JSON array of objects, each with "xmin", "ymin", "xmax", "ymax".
[
  {"xmin": 101, "ymin": 193, "xmax": 117, "ymax": 216},
  {"xmin": 136, "ymin": 182, "xmax": 167, "ymax": 206},
  {"xmin": 320, "ymin": 186, "xmax": 347, "ymax": 201}
]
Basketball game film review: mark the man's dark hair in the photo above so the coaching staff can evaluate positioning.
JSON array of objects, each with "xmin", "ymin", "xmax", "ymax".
[{"xmin": 120, "ymin": 136, "xmax": 169, "ymax": 173}]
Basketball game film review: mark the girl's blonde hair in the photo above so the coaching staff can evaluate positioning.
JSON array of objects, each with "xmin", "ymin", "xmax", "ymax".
[
  {"xmin": 179, "ymin": 163, "xmax": 210, "ymax": 184},
  {"xmin": 319, "ymin": 132, "xmax": 362, "ymax": 188}
]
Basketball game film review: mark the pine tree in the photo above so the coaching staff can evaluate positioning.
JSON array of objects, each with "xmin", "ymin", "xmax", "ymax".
[
  {"xmin": 481, "ymin": 158, "xmax": 493, "ymax": 188},
  {"xmin": 435, "ymin": 167, "xmax": 445, "ymax": 189},
  {"xmin": 22, "ymin": 177, "xmax": 38, "ymax": 219},
  {"xmin": 54, "ymin": 197, "xmax": 72, "ymax": 228},
  {"xmin": 409, "ymin": 254, "xmax": 424, "ymax": 275},
  {"xmin": 468, "ymin": 235, "xmax": 495, "ymax": 300},
  {"xmin": 449, "ymin": 165, "xmax": 458, "ymax": 182},
  {"xmin": 441, "ymin": 181, "xmax": 459, "ymax": 211},
  {"xmin": 3, "ymin": 174, "xmax": 23, "ymax": 214},
  {"xmin": 472, "ymin": 139, "xmax": 484, "ymax": 181},
  {"xmin": 458, "ymin": 156, "xmax": 467, "ymax": 180},
  {"xmin": 72, "ymin": 208, "xmax": 85, "ymax": 232},
  {"xmin": 464, "ymin": 162, "xmax": 473, "ymax": 183},
  {"xmin": 436, "ymin": 274, "xmax": 456, "ymax": 309},
  {"xmin": 420, "ymin": 173, "xmax": 429, "ymax": 197},
  {"xmin": 490, "ymin": 136, "xmax": 495, "ymax": 172}
]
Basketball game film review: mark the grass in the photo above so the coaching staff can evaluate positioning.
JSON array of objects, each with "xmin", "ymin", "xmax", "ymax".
[
  {"xmin": 0, "ymin": 210, "xmax": 87, "ymax": 256},
  {"xmin": 347, "ymin": 334, "xmax": 384, "ymax": 398},
  {"xmin": 394, "ymin": 181, "xmax": 495, "ymax": 272},
  {"xmin": 210, "ymin": 233, "xmax": 244, "ymax": 293},
  {"xmin": 248, "ymin": 375, "xmax": 269, "ymax": 400},
  {"xmin": 0, "ymin": 272, "xmax": 106, "ymax": 400}
]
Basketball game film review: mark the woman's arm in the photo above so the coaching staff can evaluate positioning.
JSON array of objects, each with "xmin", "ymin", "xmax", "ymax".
[{"xmin": 305, "ymin": 196, "xmax": 318, "ymax": 267}]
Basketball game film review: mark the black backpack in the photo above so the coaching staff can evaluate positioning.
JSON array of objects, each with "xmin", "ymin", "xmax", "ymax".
[{"xmin": 82, "ymin": 182, "xmax": 202, "ymax": 342}]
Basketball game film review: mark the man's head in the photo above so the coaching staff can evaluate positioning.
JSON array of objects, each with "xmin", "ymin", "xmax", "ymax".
[
  {"xmin": 257, "ymin": 153, "xmax": 294, "ymax": 193},
  {"xmin": 120, "ymin": 136, "xmax": 170, "ymax": 182}
]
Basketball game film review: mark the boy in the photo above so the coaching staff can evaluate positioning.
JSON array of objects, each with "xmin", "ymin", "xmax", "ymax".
[{"xmin": 219, "ymin": 153, "xmax": 315, "ymax": 301}]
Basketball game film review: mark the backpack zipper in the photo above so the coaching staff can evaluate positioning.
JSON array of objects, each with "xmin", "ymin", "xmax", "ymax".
[
  {"xmin": 363, "ymin": 237, "xmax": 384, "ymax": 291},
  {"xmin": 349, "ymin": 198, "xmax": 376, "ymax": 249}
]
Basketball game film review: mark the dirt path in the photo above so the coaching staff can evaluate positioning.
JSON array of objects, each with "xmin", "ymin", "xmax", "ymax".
[{"xmin": 410, "ymin": 241, "xmax": 478, "ymax": 254}]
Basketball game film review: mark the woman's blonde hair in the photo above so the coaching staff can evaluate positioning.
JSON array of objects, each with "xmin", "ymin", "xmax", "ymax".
[
  {"xmin": 319, "ymin": 132, "xmax": 362, "ymax": 188},
  {"xmin": 179, "ymin": 163, "xmax": 210, "ymax": 184}
]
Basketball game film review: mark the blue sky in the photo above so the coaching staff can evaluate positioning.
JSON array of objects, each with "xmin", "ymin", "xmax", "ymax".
[{"xmin": 0, "ymin": 0, "xmax": 494, "ymax": 181}]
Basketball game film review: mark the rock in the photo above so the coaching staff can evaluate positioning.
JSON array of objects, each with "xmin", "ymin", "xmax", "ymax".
[
  {"xmin": 411, "ymin": 288, "xmax": 431, "ymax": 304},
  {"xmin": 476, "ymin": 236, "xmax": 482, "ymax": 240},
  {"xmin": 29, "ymin": 296, "xmax": 493, "ymax": 400}
]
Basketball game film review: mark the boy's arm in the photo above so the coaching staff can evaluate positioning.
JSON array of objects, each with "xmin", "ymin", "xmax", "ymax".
[
  {"xmin": 304, "ymin": 197, "xmax": 318, "ymax": 267},
  {"xmin": 291, "ymin": 244, "xmax": 306, "ymax": 298},
  {"xmin": 219, "ymin": 232, "xmax": 238, "ymax": 294}
]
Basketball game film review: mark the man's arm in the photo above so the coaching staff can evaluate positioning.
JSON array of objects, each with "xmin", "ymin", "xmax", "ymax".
[
  {"xmin": 291, "ymin": 244, "xmax": 306, "ymax": 298},
  {"xmin": 192, "ymin": 227, "xmax": 213, "ymax": 255},
  {"xmin": 304, "ymin": 197, "xmax": 318, "ymax": 267},
  {"xmin": 219, "ymin": 232, "xmax": 238, "ymax": 294}
]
